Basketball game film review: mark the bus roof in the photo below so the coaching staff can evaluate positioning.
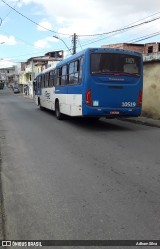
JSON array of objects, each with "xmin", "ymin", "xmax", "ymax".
[{"xmin": 56, "ymin": 47, "xmax": 142, "ymax": 67}]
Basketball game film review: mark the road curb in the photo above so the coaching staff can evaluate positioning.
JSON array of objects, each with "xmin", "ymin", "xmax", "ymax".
[
  {"xmin": 121, "ymin": 117, "xmax": 160, "ymax": 128},
  {"xmin": 0, "ymin": 143, "xmax": 6, "ymax": 240}
]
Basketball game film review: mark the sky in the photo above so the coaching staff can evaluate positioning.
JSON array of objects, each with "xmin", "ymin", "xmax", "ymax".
[{"xmin": 0, "ymin": 0, "xmax": 160, "ymax": 68}]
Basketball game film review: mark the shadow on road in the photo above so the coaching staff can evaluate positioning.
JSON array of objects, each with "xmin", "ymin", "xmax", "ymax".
[{"xmin": 38, "ymin": 108, "xmax": 139, "ymax": 132}]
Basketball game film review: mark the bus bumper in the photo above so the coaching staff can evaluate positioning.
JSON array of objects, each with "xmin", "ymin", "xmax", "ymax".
[{"xmin": 82, "ymin": 106, "xmax": 142, "ymax": 118}]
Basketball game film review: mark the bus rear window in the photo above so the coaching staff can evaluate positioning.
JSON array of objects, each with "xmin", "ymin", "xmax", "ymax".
[{"xmin": 91, "ymin": 53, "xmax": 141, "ymax": 77}]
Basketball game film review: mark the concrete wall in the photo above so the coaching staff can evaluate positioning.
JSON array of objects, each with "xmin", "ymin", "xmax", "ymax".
[
  {"xmin": 143, "ymin": 62, "xmax": 160, "ymax": 119},
  {"xmin": 144, "ymin": 43, "xmax": 160, "ymax": 54},
  {"xmin": 102, "ymin": 43, "xmax": 144, "ymax": 53},
  {"xmin": 102, "ymin": 42, "xmax": 160, "ymax": 55}
]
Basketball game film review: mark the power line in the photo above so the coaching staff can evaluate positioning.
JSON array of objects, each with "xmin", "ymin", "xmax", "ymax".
[
  {"xmin": 73, "ymin": 11, "xmax": 160, "ymax": 49},
  {"xmin": 1, "ymin": 1, "xmax": 160, "ymax": 60},
  {"xmin": 2, "ymin": 30, "xmax": 160, "ymax": 61},
  {"xmin": 0, "ymin": 29, "xmax": 71, "ymax": 60},
  {"xmin": 78, "ymin": 15, "xmax": 160, "ymax": 37},
  {"xmin": 0, "ymin": 41, "xmax": 70, "ymax": 61},
  {"xmin": 76, "ymin": 27, "xmax": 160, "ymax": 51},
  {"xmin": 127, "ymin": 32, "xmax": 160, "ymax": 43},
  {"xmin": 1, "ymin": 31, "xmax": 160, "ymax": 62},
  {"xmin": 0, "ymin": 28, "xmax": 72, "ymax": 53},
  {"xmin": 1, "ymin": 0, "xmax": 70, "ymax": 36},
  {"xmin": 76, "ymin": 12, "xmax": 160, "ymax": 49},
  {"xmin": 2, "ymin": 0, "xmax": 160, "ymax": 40},
  {"xmin": 1, "ymin": 0, "xmax": 21, "ymax": 22},
  {"xmin": 77, "ymin": 37, "xmax": 83, "ymax": 51}
]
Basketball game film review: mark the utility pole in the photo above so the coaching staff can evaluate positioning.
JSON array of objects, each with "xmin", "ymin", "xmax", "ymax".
[{"xmin": 72, "ymin": 33, "xmax": 77, "ymax": 54}]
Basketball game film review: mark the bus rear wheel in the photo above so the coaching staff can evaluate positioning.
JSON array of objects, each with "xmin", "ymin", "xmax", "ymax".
[{"xmin": 55, "ymin": 101, "xmax": 63, "ymax": 120}]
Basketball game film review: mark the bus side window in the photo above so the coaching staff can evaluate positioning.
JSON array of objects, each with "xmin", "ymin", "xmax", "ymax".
[
  {"xmin": 66, "ymin": 65, "xmax": 69, "ymax": 84},
  {"xmin": 61, "ymin": 65, "xmax": 67, "ymax": 85},
  {"xmin": 50, "ymin": 70, "xmax": 54, "ymax": 86},
  {"xmin": 49, "ymin": 72, "xmax": 52, "ymax": 87},
  {"xmin": 53, "ymin": 69, "xmax": 56, "ymax": 86},
  {"xmin": 54, "ymin": 69, "xmax": 57, "ymax": 85},
  {"xmin": 74, "ymin": 61, "xmax": 79, "ymax": 84},
  {"xmin": 43, "ymin": 74, "xmax": 46, "ymax": 88},
  {"xmin": 40, "ymin": 74, "xmax": 44, "ymax": 88},
  {"xmin": 69, "ymin": 61, "xmax": 79, "ymax": 84},
  {"xmin": 69, "ymin": 62, "xmax": 74, "ymax": 84},
  {"xmin": 79, "ymin": 57, "xmax": 83, "ymax": 83},
  {"xmin": 48, "ymin": 72, "xmax": 51, "ymax": 87},
  {"xmin": 45, "ymin": 73, "xmax": 49, "ymax": 88},
  {"xmin": 57, "ymin": 68, "xmax": 62, "ymax": 86}
]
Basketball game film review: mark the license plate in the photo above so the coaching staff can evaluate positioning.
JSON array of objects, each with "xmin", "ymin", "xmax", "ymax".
[{"xmin": 110, "ymin": 111, "xmax": 120, "ymax": 115}]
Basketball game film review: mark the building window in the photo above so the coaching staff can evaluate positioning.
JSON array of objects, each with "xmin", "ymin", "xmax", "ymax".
[{"xmin": 148, "ymin": 46, "xmax": 153, "ymax": 54}]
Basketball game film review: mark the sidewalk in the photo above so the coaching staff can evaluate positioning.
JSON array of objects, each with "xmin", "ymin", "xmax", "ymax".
[{"xmin": 122, "ymin": 116, "xmax": 160, "ymax": 128}]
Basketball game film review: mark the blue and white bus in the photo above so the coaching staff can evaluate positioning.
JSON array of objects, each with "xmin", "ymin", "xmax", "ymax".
[{"xmin": 34, "ymin": 47, "xmax": 143, "ymax": 120}]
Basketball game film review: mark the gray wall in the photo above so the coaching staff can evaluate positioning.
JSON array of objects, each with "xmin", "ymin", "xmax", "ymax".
[{"xmin": 143, "ymin": 62, "xmax": 160, "ymax": 119}]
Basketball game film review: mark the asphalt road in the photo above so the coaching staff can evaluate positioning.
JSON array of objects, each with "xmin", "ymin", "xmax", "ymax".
[{"xmin": 0, "ymin": 89, "xmax": 160, "ymax": 248}]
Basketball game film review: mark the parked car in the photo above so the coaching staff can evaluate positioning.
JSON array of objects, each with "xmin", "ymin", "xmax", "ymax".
[{"xmin": 13, "ymin": 88, "xmax": 20, "ymax": 94}]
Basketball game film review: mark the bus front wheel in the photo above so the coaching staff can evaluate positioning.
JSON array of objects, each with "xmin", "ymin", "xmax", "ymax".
[
  {"xmin": 55, "ymin": 101, "xmax": 63, "ymax": 120},
  {"xmin": 38, "ymin": 98, "xmax": 44, "ymax": 110}
]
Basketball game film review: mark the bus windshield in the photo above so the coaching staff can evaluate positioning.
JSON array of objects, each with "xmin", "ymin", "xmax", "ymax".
[{"xmin": 91, "ymin": 53, "xmax": 141, "ymax": 77}]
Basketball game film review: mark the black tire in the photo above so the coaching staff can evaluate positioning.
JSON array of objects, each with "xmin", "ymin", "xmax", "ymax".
[
  {"xmin": 38, "ymin": 98, "xmax": 44, "ymax": 110},
  {"xmin": 55, "ymin": 101, "xmax": 63, "ymax": 120}
]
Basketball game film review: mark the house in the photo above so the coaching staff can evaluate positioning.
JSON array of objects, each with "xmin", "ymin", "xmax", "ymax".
[
  {"xmin": 102, "ymin": 43, "xmax": 144, "ymax": 53},
  {"xmin": 0, "ymin": 66, "xmax": 18, "ymax": 87},
  {"xmin": 18, "ymin": 50, "xmax": 64, "ymax": 98}
]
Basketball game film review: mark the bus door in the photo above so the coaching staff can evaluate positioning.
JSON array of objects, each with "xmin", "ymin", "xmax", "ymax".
[{"xmin": 54, "ymin": 67, "xmax": 68, "ymax": 114}]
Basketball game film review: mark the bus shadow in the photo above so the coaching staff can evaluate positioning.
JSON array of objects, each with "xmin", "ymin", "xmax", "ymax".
[
  {"xmin": 40, "ymin": 108, "xmax": 136, "ymax": 132},
  {"xmin": 66, "ymin": 117, "xmax": 134, "ymax": 132}
]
